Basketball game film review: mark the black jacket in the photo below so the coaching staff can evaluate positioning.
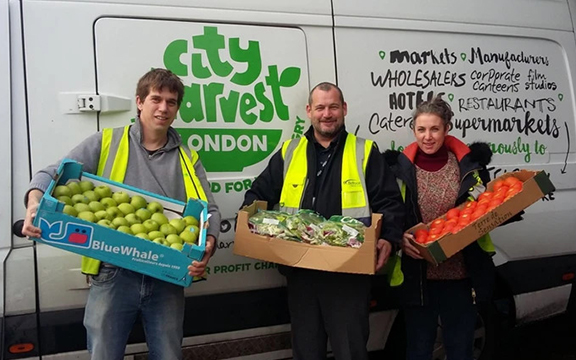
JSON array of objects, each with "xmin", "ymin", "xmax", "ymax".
[
  {"xmin": 242, "ymin": 126, "xmax": 405, "ymax": 246},
  {"xmin": 383, "ymin": 135, "xmax": 497, "ymax": 306}
]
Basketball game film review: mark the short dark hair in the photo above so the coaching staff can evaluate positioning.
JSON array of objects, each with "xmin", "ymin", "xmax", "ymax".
[
  {"xmin": 412, "ymin": 95, "xmax": 453, "ymax": 130},
  {"xmin": 135, "ymin": 69, "xmax": 184, "ymax": 113},
  {"xmin": 308, "ymin": 82, "xmax": 345, "ymax": 106}
]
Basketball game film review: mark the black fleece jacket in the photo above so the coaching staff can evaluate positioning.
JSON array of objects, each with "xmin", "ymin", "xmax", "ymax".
[{"xmin": 242, "ymin": 126, "xmax": 405, "ymax": 246}]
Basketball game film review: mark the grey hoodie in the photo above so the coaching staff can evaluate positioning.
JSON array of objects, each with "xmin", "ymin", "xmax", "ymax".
[{"xmin": 27, "ymin": 118, "xmax": 221, "ymax": 240}]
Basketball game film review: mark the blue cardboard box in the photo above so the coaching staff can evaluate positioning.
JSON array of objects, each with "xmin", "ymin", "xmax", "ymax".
[{"xmin": 31, "ymin": 159, "xmax": 207, "ymax": 287}]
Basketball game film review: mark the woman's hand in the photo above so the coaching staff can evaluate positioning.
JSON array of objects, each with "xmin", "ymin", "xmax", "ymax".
[{"xmin": 402, "ymin": 232, "xmax": 423, "ymax": 259}]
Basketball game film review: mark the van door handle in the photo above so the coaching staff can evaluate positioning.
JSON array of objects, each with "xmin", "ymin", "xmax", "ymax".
[{"xmin": 13, "ymin": 219, "xmax": 25, "ymax": 238}]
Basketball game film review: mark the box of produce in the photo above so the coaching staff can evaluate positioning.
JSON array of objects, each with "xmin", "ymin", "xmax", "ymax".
[
  {"xmin": 407, "ymin": 170, "xmax": 555, "ymax": 266},
  {"xmin": 233, "ymin": 201, "xmax": 382, "ymax": 274},
  {"xmin": 31, "ymin": 159, "xmax": 207, "ymax": 287}
]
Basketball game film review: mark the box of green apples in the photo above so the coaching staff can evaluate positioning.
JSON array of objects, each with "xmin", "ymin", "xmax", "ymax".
[{"xmin": 31, "ymin": 159, "xmax": 207, "ymax": 287}]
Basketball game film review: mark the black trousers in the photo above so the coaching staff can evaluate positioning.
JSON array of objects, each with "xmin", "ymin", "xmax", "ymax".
[{"xmin": 285, "ymin": 267, "xmax": 371, "ymax": 360}]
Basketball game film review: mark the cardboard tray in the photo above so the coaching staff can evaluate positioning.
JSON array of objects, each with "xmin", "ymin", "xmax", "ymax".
[
  {"xmin": 408, "ymin": 169, "xmax": 555, "ymax": 266},
  {"xmin": 233, "ymin": 201, "xmax": 382, "ymax": 274},
  {"xmin": 31, "ymin": 159, "xmax": 207, "ymax": 287}
]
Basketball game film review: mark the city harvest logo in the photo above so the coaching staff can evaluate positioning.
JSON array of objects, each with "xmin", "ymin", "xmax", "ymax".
[
  {"xmin": 163, "ymin": 26, "xmax": 302, "ymax": 172},
  {"xmin": 39, "ymin": 219, "xmax": 160, "ymax": 261}
]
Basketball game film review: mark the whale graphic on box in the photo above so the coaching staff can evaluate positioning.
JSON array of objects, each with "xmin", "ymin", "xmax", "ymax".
[{"xmin": 39, "ymin": 219, "xmax": 94, "ymax": 249}]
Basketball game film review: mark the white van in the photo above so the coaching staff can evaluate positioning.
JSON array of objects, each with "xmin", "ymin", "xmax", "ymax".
[{"xmin": 3, "ymin": 0, "xmax": 576, "ymax": 359}]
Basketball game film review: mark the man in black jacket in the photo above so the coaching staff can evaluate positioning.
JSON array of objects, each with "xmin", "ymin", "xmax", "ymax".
[{"xmin": 240, "ymin": 82, "xmax": 404, "ymax": 360}]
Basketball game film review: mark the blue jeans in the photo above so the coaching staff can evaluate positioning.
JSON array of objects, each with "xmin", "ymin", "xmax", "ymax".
[
  {"xmin": 83, "ymin": 265, "xmax": 184, "ymax": 360},
  {"xmin": 404, "ymin": 279, "xmax": 477, "ymax": 360}
]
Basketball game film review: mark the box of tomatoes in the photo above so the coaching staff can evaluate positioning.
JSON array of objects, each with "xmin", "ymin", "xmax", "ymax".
[{"xmin": 407, "ymin": 170, "xmax": 555, "ymax": 266}]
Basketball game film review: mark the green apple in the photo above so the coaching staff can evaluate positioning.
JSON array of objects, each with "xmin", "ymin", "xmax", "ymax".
[
  {"xmin": 150, "ymin": 212, "xmax": 169, "ymax": 226},
  {"xmin": 112, "ymin": 191, "xmax": 130, "ymax": 205},
  {"xmin": 57, "ymin": 196, "xmax": 73, "ymax": 206},
  {"xmin": 124, "ymin": 213, "xmax": 141, "ymax": 226},
  {"xmin": 142, "ymin": 219, "xmax": 159, "ymax": 233},
  {"xmin": 94, "ymin": 185, "xmax": 113, "ymax": 199},
  {"xmin": 74, "ymin": 203, "xmax": 91, "ymax": 213},
  {"xmin": 147, "ymin": 230, "xmax": 164, "ymax": 240},
  {"xmin": 170, "ymin": 243, "xmax": 184, "ymax": 251},
  {"xmin": 180, "ymin": 228, "xmax": 199, "ymax": 244},
  {"xmin": 83, "ymin": 190, "xmax": 100, "ymax": 202},
  {"xmin": 147, "ymin": 201, "xmax": 164, "ymax": 214},
  {"xmin": 78, "ymin": 180, "xmax": 95, "ymax": 192},
  {"xmin": 106, "ymin": 206, "xmax": 123, "ymax": 219},
  {"xmin": 66, "ymin": 181, "xmax": 83, "ymax": 195},
  {"xmin": 130, "ymin": 223, "xmax": 147, "ymax": 235},
  {"xmin": 117, "ymin": 203, "xmax": 135, "ymax": 216},
  {"xmin": 152, "ymin": 238, "xmax": 164, "ymax": 245},
  {"xmin": 135, "ymin": 208, "xmax": 152, "ymax": 222},
  {"xmin": 97, "ymin": 219, "xmax": 114, "ymax": 228},
  {"xmin": 71, "ymin": 194, "xmax": 90, "ymax": 205},
  {"xmin": 134, "ymin": 233, "xmax": 151, "ymax": 240},
  {"xmin": 94, "ymin": 210, "xmax": 112, "ymax": 221},
  {"xmin": 160, "ymin": 223, "xmax": 178, "ymax": 236},
  {"xmin": 88, "ymin": 201, "xmax": 105, "ymax": 213},
  {"xmin": 116, "ymin": 225, "xmax": 133, "ymax": 235},
  {"xmin": 77, "ymin": 211, "xmax": 97, "ymax": 223},
  {"xmin": 182, "ymin": 215, "xmax": 199, "ymax": 227},
  {"xmin": 165, "ymin": 234, "xmax": 183, "ymax": 245},
  {"xmin": 53, "ymin": 185, "xmax": 72, "ymax": 198},
  {"xmin": 111, "ymin": 217, "xmax": 129, "ymax": 228},
  {"xmin": 130, "ymin": 195, "xmax": 148, "ymax": 210},
  {"xmin": 62, "ymin": 205, "xmax": 78, "ymax": 217},
  {"xmin": 169, "ymin": 218, "xmax": 186, "ymax": 233},
  {"xmin": 99, "ymin": 197, "xmax": 117, "ymax": 209}
]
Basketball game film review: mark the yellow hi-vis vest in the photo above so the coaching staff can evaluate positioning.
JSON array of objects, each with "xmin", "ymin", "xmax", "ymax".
[
  {"xmin": 385, "ymin": 171, "xmax": 495, "ymax": 287},
  {"xmin": 279, "ymin": 134, "xmax": 373, "ymax": 218},
  {"xmin": 81, "ymin": 125, "xmax": 208, "ymax": 275}
]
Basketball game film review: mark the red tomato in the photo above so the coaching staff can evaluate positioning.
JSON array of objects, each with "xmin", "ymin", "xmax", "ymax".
[
  {"xmin": 446, "ymin": 208, "xmax": 460, "ymax": 221},
  {"xmin": 463, "ymin": 200, "xmax": 477, "ymax": 210},
  {"xmin": 492, "ymin": 179, "xmax": 507, "ymax": 192},
  {"xmin": 488, "ymin": 197, "xmax": 503, "ymax": 210},
  {"xmin": 429, "ymin": 226, "xmax": 443, "ymax": 235},
  {"xmin": 441, "ymin": 223, "xmax": 455, "ymax": 236},
  {"xmin": 425, "ymin": 234, "xmax": 439, "ymax": 244},
  {"xmin": 478, "ymin": 191, "xmax": 494, "ymax": 202},
  {"xmin": 445, "ymin": 218, "xmax": 458, "ymax": 227},
  {"xmin": 477, "ymin": 198, "xmax": 491, "ymax": 207},
  {"xmin": 430, "ymin": 218, "xmax": 445, "ymax": 230},
  {"xmin": 414, "ymin": 229, "xmax": 429, "ymax": 239},
  {"xmin": 504, "ymin": 176, "xmax": 522, "ymax": 187},
  {"xmin": 458, "ymin": 213, "xmax": 472, "ymax": 226},
  {"xmin": 471, "ymin": 206, "xmax": 487, "ymax": 221}
]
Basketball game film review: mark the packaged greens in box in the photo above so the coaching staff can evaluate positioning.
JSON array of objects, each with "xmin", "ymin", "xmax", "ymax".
[
  {"xmin": 248, "ymin": 210, "xmax": 366, "ymax": 248},
  {"xmin": 321, "ymin": 216, "xmax": 366, "ymax": 248}
]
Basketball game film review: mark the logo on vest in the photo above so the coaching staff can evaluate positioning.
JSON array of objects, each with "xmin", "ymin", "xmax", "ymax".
[{"xmin": 343, "ymin": 179, "xmax": 362, "ymax": 187}]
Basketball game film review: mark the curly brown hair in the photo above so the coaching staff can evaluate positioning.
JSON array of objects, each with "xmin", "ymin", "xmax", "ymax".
[{"xmin": 412, "ymin": 95, "xmax": 453, "ymax": 130}]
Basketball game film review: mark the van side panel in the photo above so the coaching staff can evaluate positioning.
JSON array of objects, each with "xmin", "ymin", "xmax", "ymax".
[{"xmin": 333, "ymin": 0, "xmax": 576, "ymax": 324}]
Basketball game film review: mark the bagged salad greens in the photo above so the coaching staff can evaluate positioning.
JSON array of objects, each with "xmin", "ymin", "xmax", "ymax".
[
  {"xmin": 321, "ymin": 216, "xmax": 366, "ymax": 248},
  {"xmin": 247, "ymin": 210, "xmax": 298, "ymax": 240},
  {"xmin": 248, "ymin": 209, "xmax": 367, "ymax": 248}
]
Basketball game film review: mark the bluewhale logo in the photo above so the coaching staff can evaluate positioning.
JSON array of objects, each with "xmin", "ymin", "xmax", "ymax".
[{"xmin": 39, "ymin": 219, "xmax": 94, "ymax": 249}]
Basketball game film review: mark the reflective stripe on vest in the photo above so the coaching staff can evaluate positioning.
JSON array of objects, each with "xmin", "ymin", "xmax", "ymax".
[
  {"xmin": 278, "ymin": 134, "xmax": 372, "ymax": 218},
  {"xmin": 82, "ymin": 125, "xmax": 208, "ymax": 275}
]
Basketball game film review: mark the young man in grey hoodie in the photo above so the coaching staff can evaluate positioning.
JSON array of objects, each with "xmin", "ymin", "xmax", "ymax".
[{"xmin": 21, "ymin": 68, "xmax": 221, "ymax": 360}]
